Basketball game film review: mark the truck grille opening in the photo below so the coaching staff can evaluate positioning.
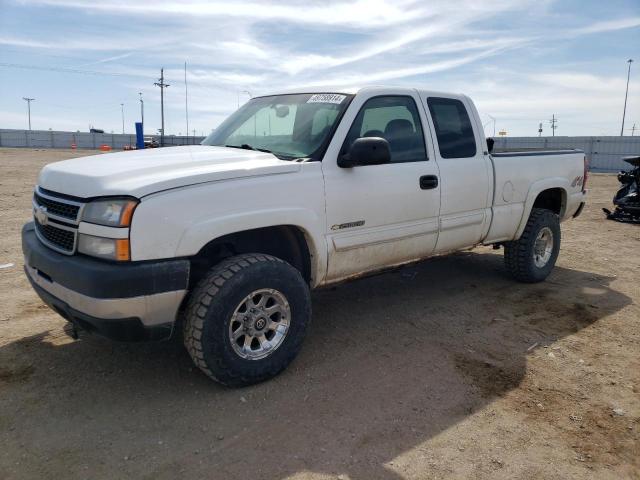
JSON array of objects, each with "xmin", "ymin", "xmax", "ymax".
[
  {"xmin": 35, "ymin": 221, "xmax": 76, "ymax": 253},
  {"xmin": 34, "ymin": 191, "xmax": 80, "ymax": 221}
]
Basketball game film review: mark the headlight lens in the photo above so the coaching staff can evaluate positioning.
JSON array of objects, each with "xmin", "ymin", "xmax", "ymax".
[
  {"xmin": 82, "ymin": 199, "xmax": 138, "ymax": 227},
  {"xmin": 78, "ymin": 234, "xmax": 130, "ymax": 261}
]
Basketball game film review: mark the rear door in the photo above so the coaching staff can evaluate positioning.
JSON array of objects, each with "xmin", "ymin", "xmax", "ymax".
[
  {"xmin": 322, "ymin": 90, "xmax": 441, "ymax": 282},
  {"xmin": 420, "ymin": 95, "xmax": 492, "ymax": 252}
]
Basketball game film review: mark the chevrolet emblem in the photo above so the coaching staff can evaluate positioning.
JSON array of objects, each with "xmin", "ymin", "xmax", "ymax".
[{"xmin": 35, "ymin": 205, "xmax": 48, "ymax": 226}]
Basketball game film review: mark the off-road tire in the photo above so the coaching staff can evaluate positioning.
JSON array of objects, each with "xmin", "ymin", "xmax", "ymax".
[
  {"xmin": 504, "ymin": 208, "xmax": 561, "ymax": 283},
  {"xmin": 183, "ymin": 253, "xmax": 311, "ymax": 387}
]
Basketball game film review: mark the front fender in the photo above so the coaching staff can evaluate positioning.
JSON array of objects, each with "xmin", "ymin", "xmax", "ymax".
[
  {"xmin": 175, "ymin": 207, "xmax": 327, "ymax": 283},
  {"xmin": 129, "ymin": 170, "xmax": 328, "ymax": 286}
]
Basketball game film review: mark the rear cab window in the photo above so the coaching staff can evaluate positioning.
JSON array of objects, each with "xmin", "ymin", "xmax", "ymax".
[{"xmin": 426, "ymin": 97, "xmax": 476, "ymax": 159}]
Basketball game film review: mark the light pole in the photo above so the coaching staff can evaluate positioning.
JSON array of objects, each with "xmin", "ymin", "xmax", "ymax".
[
  {"xmin": 120, "ymin": 103, "xmax": 125, "ymax": 134},
  {"xmin": 237, "ymin": 90, "xmax": 252, "ymax": 108},
  {"xmin": 621, "ymin": 59, "xmax": 633, "ymax": 136},
  {"xmin": 488, "ymin": 115, "xmax": 496, "ymax": 137},
  {"xmin": 22, "ymin": 97, "xmax": 35, "ymax": 130},
  {"xmin": 139, "ymin": 92, "xmax": 144, "ymax": 134},
  {"xmin": 483, "ymin": 115, "xmax": 496, "ymax": 137}
]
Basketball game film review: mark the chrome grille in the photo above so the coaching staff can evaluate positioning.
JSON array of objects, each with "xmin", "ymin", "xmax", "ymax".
[
  {"xmin": 32, "ymin": 187, "xmax": 84, "ymax": 255},
  {"xmin": 34, "ymin": 191, "xmax": 80, "ymax": 221},
  {"xmin": 35, "ymin": 221, "xmax": 76, "ymax": 253}
]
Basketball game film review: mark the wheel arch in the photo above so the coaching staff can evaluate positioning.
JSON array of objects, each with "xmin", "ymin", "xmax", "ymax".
[
  {"xmin": 515, "ymin": 178, "xmax": 569, "ymax": 239},
  {"xmin": 187, "ymin": 224, "xmax": 319, "ymax": 290},
  {"xmin": 174, "ymin": 208, "xmax": 327, "ymax": 289}
]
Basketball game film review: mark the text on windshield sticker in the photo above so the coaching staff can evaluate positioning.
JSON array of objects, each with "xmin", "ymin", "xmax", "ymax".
[{"xmin": 307, "ymin": 94, "xmax": 346, "ymax": 104}]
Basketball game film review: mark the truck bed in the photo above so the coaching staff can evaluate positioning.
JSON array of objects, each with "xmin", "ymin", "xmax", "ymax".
[{"xmin": 492, "ymin": 148, "xmax": 583, "ymax": 157}]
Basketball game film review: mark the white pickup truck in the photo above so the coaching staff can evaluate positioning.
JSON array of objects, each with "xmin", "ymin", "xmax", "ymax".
[{"xmin": 23, "ymin": 87, "xmax": 587, "ymax": 386}]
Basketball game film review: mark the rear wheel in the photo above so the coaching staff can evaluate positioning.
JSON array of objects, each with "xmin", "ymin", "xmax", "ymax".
[
  {"xmin": 504, "ymin": 208, "xmax": 561, "ymax": 283},
  {"xmin": 183, "ymin": 253, "xmax": 311, "ymax": 387}
]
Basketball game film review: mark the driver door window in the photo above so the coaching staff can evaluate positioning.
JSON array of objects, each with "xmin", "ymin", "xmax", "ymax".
[{"xmin": 341, "ymin": 96, "xmax": 427, "ymax": 163}]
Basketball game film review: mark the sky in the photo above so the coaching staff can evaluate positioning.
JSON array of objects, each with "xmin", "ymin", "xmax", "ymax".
[{"xmin": 0, "ymin": 0, "xmax": 639, "ymax": 137}]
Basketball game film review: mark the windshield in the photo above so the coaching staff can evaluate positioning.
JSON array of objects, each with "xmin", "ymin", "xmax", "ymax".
[{"xmin": 202, "ymin": 93, "xmax": 353, "ymax": 160}]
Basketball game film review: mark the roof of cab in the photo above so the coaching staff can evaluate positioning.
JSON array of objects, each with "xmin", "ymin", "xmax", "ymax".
[{"xmin": 256, "ymin": 85, "xmax": 466, "ymax": 100}]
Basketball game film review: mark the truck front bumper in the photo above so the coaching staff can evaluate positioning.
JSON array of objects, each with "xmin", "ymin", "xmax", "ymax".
[{"xmin": 22, "ymin": 223, "xmax": 189, "ymax": 341}]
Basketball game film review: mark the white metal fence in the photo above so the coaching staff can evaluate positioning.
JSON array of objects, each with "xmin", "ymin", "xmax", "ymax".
[
  {"xmin": 493, "ymin": 136, "xmax": 640, "ymax": 172},
  {"xmin": 0, "ymin": 129, "xmax": 205, "ymax": 150},
  {"xmin": 2, "ymin": 130, "xmax": 638, "ymax": 173}
]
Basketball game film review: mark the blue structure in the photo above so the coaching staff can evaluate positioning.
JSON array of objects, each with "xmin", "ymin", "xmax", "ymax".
[{"xmin": 135, "ymin": 122, "xmax": 144, "ymax": 149}]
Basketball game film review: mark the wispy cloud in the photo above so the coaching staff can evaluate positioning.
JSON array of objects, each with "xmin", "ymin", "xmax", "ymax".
[
  {"xmin": 76, "ymin": 52, "xmax": 134, "ymax": 67},
  {"xmin": 1, "ymin": 0, "xmax": 639, "ymax": 135},
  {"xmin": 570, "ymin": 17, "xmax": 640, "ymax": 35}
]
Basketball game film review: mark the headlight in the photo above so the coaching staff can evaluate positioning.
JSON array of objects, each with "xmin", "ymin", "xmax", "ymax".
[
  {"xmin": 82, "ymin": 198, "xmax": 138, "ymax": 227},
  {"xmin": 78, "ymin": 234, "xmax": 130, "ymax": 261}
]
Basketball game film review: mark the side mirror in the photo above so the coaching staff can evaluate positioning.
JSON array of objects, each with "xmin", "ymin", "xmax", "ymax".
[
  {"xmin": 486, "ymin": 137, "xmax": 495, "ymax": 153},
  {"xmin": 339, "ymin": 137, "xmax": 391, "ymax": 168}
]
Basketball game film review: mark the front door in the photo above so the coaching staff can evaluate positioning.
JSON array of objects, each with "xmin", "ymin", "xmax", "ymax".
[{"xmin": 322, "ymin": 93, "xmax": 441, "ymax": 282}]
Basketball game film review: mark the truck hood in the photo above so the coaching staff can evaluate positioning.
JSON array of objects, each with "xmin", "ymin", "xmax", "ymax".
[{"xmin": 37, "ymin": 146, "xmax": 301, "ymax": 198}]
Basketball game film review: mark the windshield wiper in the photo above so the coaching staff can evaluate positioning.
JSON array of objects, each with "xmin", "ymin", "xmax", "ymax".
[
  {"xmin": 224, "ymin": 143, "xmax": 299, "ymax": 161},
  {"xmin": 225, "ymin": 143, "xmax": 273, "ymax": 154}
]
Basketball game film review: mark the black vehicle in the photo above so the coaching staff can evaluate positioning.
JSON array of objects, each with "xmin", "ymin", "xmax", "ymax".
[{"xmin": 603, "ymin": 156, "xmax": 640, "ymax": 224}]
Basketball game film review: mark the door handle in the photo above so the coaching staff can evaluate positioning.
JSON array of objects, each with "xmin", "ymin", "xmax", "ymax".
[{"xmin": 419, "ymin": 175, "xmax": 438, "ymax": 190}]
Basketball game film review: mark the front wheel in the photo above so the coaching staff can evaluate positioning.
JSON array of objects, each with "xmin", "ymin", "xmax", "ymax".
[
  {"xmin": 183, "ymin": 254, "xmax": 311, "ymax": 387},
  {"xmin": 504, "ymin": 208, "xmax": 561, "ymax": 283}
]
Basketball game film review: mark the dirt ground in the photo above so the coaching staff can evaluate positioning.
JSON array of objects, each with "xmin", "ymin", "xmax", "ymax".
[{"xmin": 0, "ymin": 148, "xmax": 638, "ymax": 480}]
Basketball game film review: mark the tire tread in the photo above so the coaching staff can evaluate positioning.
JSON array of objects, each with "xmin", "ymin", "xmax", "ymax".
[
  {"xmin": 504, "ymin": 208, "xmax": 560, "ymax": 283},
  {"xmin": 183, "ymin": 253, "xmax": 302, "ymax": 386}
]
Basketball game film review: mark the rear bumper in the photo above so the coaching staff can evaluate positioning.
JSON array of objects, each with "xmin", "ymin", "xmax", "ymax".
[{"xmin": 22, "ymin": 222, "xmax": 189, "ymax": 341}]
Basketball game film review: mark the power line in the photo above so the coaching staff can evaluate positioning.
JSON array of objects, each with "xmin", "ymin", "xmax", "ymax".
[{"xmin": 0, "ymin": 62, "xmax": 153, "ymax": 79}]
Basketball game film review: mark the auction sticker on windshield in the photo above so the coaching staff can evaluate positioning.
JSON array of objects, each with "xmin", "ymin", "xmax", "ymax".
[{"xmin": 307, "ymin": 94, "xmax": 346, "ymax": 104}]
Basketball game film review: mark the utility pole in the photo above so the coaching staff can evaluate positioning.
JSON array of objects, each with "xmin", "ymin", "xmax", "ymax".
[
  {"xmin": 184, "ymin": 61, "xmax": 190, "ymax": 142},
  {"xmin": 632, "ymin": 123, "xmax": 637, "ymax": 136},
  {"xmin": 621, "ymin": 59, "xmax": 633, "ymax": 136},
  {"xmin": 138, "ymin": 92, "xmax": 144, "ymax": 134},
  {"xmin": 538, "ymin": 122, "xmax": 543, "ymax": 137},
  {"xmin": 120, "ymin": 103, "xmax": 125, "ymax": 134},
  {"xmin": 549, "ymin": 114, "xmax": 558, "ymax": 136},
  {"xmin": 22, "ymin": 97, "xmax": 35, "ymax": 130},
  {"xmin": 154, "ymin": 68, "xmax": 170, "ymax": 147}
]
